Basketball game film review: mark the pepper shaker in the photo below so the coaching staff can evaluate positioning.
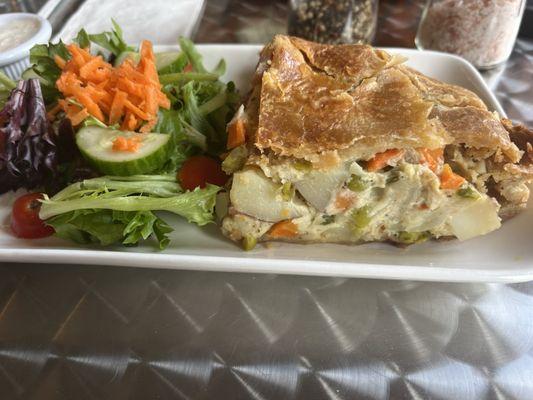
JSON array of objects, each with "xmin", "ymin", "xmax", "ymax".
[
  {"xmin": 288, "ymin": 0, "xmax": 379, "ymax": 44},
  {"xmin": 415, "ymin": 0, "xmax": 526, "ymax": 69}
]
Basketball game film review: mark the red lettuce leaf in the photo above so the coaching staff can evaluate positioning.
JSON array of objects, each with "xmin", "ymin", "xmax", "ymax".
[{"xmin": 0, "ymin": 79, "xmax": 57, "ymax": 194}]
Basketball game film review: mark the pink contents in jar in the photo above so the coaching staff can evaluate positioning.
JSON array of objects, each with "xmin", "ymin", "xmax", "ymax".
[{"xmin": 416, "ymin": 0, "xmax": 525, "ymax": 69}]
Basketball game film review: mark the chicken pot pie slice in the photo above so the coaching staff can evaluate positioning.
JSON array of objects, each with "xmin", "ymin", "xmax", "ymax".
[{"xmin": 219, "ymin": 35, "xmax": 533, "ymax": 249}]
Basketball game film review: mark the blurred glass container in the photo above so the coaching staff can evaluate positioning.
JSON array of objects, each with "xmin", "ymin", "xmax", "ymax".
[
  {"xmin": 288, "ymin": 0, "xmax": 378, "ymax": 44},
  {"xmin": 415, "ymin": 0, "xmax": 526, "ymax": 70}
]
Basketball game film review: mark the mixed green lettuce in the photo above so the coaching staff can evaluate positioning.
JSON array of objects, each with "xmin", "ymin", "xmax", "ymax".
[
  {"xmin": 6, "ymin": 22, "xmax": 238, "ymax": 249},
  {"xmin": 26, "ymin": 40, "xmax": 70, "ymax": 103},
  {"xmin": 0, "ymin": 71, "xmax": 15, "ymax": 108},
  {"xmin": 155, "ymin": 37, "xmax": 239, "ymax": 167},
  {"xmin": 73, "ymin": 19, "xmax": 133, "ymax": 57},
  {"xmin": 41, "ymin": 175, "xmax": 219, "ymax": 249},
  {"xmin": 47, "ymin": 209, "xmax": 173, "ymax": 248}
]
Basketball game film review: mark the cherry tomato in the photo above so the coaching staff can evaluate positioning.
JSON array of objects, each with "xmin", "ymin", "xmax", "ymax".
[
  {"xmin": 178, "ymin": 156, "xmax": 228, "ymax": 191},
  {"xmin": 11, "ymin": 193, "xmax": 54, "ymax": 239}
]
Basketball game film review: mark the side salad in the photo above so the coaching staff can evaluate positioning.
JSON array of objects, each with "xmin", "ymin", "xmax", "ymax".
[{"xmin": 0, "ymin": 22, "xmax": 239, "ymax": 249}]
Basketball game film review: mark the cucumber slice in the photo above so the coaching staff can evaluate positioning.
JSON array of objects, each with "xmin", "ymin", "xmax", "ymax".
[
  {"xmin": 155, "ymin": 51, "xmax": 183, "ymax": 72},
  {"xmin": 113, "ymin": 51, "xmax": 140, "ymax": 67},
  {"xmin": 76, "ymin": 126, "xmax": 171, "ymax": 176}
]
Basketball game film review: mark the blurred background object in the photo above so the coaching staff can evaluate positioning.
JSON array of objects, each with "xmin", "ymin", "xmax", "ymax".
[
  {"xmin": 56, "ymin": 0, "xmax": 205, "ymax": 44},
  {"xmin": 7, "ymin": 0, "xmax": 531, "ymax": 45},
  {"xmin": 519, "ymin": 0, "xmax": 533, "ymax": 37},
  {"xmin": 416, "ymin": 0, "xmax": 526, "ymax": 69},
  {"xmin": 287, "ymin": 0, "xmax": 378, "ymax": 44},
  {"xmin": 194, "ymin": 0, "xmax": 428, "ymax": 45}
]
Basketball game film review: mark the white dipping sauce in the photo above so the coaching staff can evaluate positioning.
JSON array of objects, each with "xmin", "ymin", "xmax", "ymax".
[{"xmin": 0, "ymin": 18, "xmax": 40, "ymax": 53}]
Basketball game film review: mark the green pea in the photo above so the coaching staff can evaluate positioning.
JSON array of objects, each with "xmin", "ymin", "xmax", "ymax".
[
  {"xmin": 347, "ymin": 175, "xmax": 368, "ymax": 192},
  {"xmin": 242, "ymin": 235, "xmax": 257, "ymax": 251},
  {"xmin": 457, "ymin": 186, "xmax": 480, "ymax": 199}
]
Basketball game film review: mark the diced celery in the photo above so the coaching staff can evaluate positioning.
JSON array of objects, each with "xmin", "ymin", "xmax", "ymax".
[
  {"xmin": 293, "ymin": 160, "xmax": 312, "ymax": 171},
  {"xmin": 397, "ymin": 231, "xmax": 430, "ymax": 244},
  {"xmin": 222, "ymin": 145, "xmax": 248, "ymax": 174},
  {"xmin": 351, "ymin": 206, "xmax": 371, "ymax": 233},
  {"xmin": 281, "ymin": 182, "xmax": 294, "ymax": 201}
]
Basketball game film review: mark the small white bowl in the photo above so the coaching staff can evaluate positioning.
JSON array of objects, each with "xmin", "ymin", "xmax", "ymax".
[{"xmin": 0, "ymin": 13, "xmax": 52, "ymax": 80}]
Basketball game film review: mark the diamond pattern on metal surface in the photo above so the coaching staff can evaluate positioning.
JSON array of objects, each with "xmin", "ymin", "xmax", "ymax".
[
  {"xmin": 1, "ymin": 0, "xmax": 533, "ymax": 399},
  {"xmin": 1, "ymin": 264, "xmax": 533, "ymax": 399}
]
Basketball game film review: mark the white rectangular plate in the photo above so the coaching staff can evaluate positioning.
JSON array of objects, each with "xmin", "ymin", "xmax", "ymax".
[{"xmin": 1, "ymin": 45, "xmax": 531, "ymax": 283}]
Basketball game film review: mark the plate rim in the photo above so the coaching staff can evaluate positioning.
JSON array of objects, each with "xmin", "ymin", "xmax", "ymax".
[{"xmin": 1, "ymin": 247, "xmax": 532, "ymax": 283}]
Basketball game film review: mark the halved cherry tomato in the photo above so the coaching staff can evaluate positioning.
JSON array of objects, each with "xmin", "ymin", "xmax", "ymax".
[
  {"xmin": 178, "ymin": 156, "xmax": 228, "ymax": 191},
  {"xmin": 11, "ymin": 193, "xmax": 54, "ymax": 239}
]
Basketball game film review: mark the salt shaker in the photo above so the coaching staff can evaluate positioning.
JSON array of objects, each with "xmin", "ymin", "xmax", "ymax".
[
  {"xmin": 288, "ymin": 0, "xmax": 379, "ymax": 44},
  {"xmin": 415, "ymin": 0, "xmax": 526, "ymax": 69}
]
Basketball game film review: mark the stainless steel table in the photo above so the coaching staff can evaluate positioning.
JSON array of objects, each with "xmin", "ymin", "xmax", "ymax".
[{"xmin": 1, "ymin": 1, "xmax": 533, "ymax": 399}]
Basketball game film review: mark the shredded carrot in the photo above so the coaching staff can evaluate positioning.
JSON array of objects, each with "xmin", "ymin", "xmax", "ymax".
[
  {"xmin": 56, "ymin": 41, "xmax": 169, "ymax": 130},
  {"xmin": 366, "ymin": 149, "xmax": 405, "ymax": 172},
  {"xmin": 79, "ymin": 56, "xmax": 107, "ymax": 80},
  {"xmin": 419, "ymin": 148, "xmax": 444, "ymax": 173},
  {"xmin": 109, "ymin": 90, "xmax": 128, "ymax": 125},
  {"xmin": 117, "ymin": 78, "xmax": 145, "ymax": 99},
  {"xmin": 440, "ymin": 164, "xmax": 466, "ymax": 190},
  {"xmin": 140, "ymin": 118, "xmax": 158, "ymax": 134},
  {"xmin": 69, "ymin": 108, "xmax": 90, "ymax": 126},
  {"xmin": 139, "ymin": 40, "xmax": 158, "ymax": 83},
  {"xmin": 123, "ymin": 99, "xmax": 150, "ymax": 120},
  {"xmin": 112, "ymin": 136, "xmax": 142, "ymax": 152},
  {"xmin": 122, "ymin": 112, "xmax": 138, "ymax": 131},
  {"xmin": 268, "ymin": 220, "xmax": 299, "ymax": 238},
  {"xmin": 54, "ymin": 55, "xmax": 67, "ymax": 69},
  {"xmin": 227, "ymin": 119, "xmax": 246, "ymax": 149},
  {"xmin": 74, "ymin": 90, "xmax": 105, "ymax": 122},
  {"xmin": 144, "ymin": 85, "xmax": 158, "ymax": 116},
  {"xmin": 56, "ymin": 99, "xmax": 88, "ymax": 126},
  {"xmin": 99, "ymin": 100, "xmax": 111, "ymax": 116},
  {"xmin": 67, "ymin": 44, "xmax": 92, "ymax": 69},
  {"xmin": 46, "ymin": 103, "xmax": 62, "ymax": 121}
]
